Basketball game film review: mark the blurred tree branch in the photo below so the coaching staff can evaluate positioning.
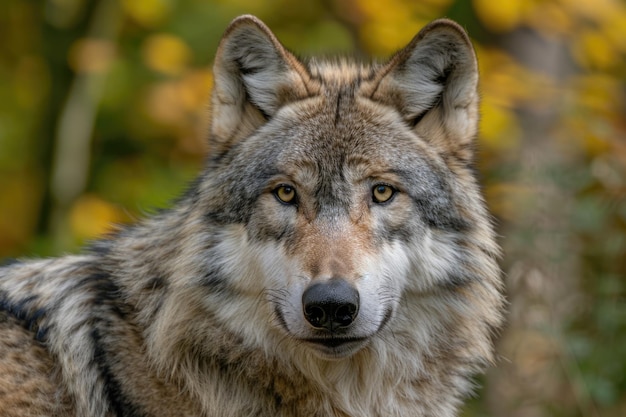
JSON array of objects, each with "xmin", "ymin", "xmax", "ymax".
[{"xmin": 49, "ymin": 0, "xmax": 123, "ymax": 250}]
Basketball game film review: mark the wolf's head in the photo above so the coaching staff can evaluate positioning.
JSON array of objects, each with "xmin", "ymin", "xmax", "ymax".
[{"xmin": 185, "ymin": 16, "xmax": 501, "ymax": 361}]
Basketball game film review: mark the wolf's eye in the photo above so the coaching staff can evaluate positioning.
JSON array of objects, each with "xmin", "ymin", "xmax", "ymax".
[
  {"xmin": 274, "ymin": 185, "xmax": 297, "ymax": 204},
  {"xmin": 372, "ymin": 184, "xmax": 396, "ymax": 204}
]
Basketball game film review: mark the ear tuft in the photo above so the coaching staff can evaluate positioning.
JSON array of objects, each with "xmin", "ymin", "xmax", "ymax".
[
  {"xmin": 368, "ymin": 19, "xmax": 479, "ymax": 161},
  {"xmin": 210, "ymin": 15, "xmax": 317, "ymax": 154}
]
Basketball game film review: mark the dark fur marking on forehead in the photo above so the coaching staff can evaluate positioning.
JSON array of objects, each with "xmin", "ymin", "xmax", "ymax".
[
  {"xmin": 332, "ymin": 83, "xmax": 360, "ymax": 127},
  {"xmin": 311, "ymin": 156, "xmax": 354, "ymax": 218}
]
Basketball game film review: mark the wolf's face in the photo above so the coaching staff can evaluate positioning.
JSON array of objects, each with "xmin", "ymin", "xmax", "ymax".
[
  {"xmin": 200, "ymin": 16, "xmax": 488, "ymax": 359},
  {"xmin": 224, "ymin": 101, "xmax": 469, "ymax": 359}
]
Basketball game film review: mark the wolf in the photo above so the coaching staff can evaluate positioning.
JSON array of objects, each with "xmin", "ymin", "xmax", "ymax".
[{"xmin": 0, "ymin": 15, "xmax": 504, "ymax": 417}]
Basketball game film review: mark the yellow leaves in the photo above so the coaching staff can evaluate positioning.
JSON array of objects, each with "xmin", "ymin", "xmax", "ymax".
[
  {"xmin": 473, "ymin": 0, "xmax": 626, "ymax": 46},
  {"xmin": 355, "ymin": 0, "xmax": 451, "ymax": 54},
  {"xmin": 565, "ymin": 0, "xmax": 621, "ymax": 23},
  {"xmin": 212, "ymin": 0, "xmax": 274, "ymax": 16},
  {"xmin": 143, "ymin": 69, "xmax": 212, "ymax": 155},
  {"xmin": 476, "ymin": 48, "xmax": 541, "ymax": 152},
  {"xmin": 360, "ymin": 21, "xmax": 426, "ymax": 56},
  {"xmin": 68, "ymin": 38, "xmax": 117, "ymax": 74},
  {"xmin": 525, "ymin": 2, "xmax": 573, "ymax": 35},
  {"xmin": 479, "ymin": 49, "xmax": 532, "ymax": 105},
  {"xmin": 563, "ymin": 74, "xmax": 624, "ymax": 156},
  {"xmin": 572, "ymin": 74, "xmax": 623, "ymax": 117},
  {"xmin": 571, "ymin": 5, "xmax": 626, "ymax": 71},
  {"xmin": 470, "ymin": 0, "xmax": 626, "ymax": 167},
  {"xmin": 69, "ymin": 194, "xmax": 126, "ymax": 241},
  {"xmin": 480, "ymin": 100, "xmax": 521, "ymax": 152},
  {"xmin": 473, "ymin": 0, "xmax": 527, "ymax": 32},
  {"xmin": 485, "ymin": 182, "xmax": 535, "ymax": 221},
  {"xmin": 471, "ymin": 0, "xmax": 626, "ymax": 73},
  {"xmin": 573, "ymin": 29, "xmax": 616, "ymax": 71},
  {"xmin": 583, "ymin": 133, "xmax": 612, "ymax": 157},
  {"xmin": 357, "ymin": 0, "xmax": 424, "ymax": 54},
  {"xmin": 121, "ymin": 0, "xmax": 171, "ymax": 27},
  {"xmin": 178, "ymin": 71, "xmax": 214, "ymax": 112},
  {"xmin": 603, "ymin": 11, "xmax": 626, "ymax": 54},
  {"xmin": 142, "ymin": 34, "xmax": 192, "ymax": 76},
  {"xmin": 145, "ymin": 69, "xmax": 212, "ymax": 127}
]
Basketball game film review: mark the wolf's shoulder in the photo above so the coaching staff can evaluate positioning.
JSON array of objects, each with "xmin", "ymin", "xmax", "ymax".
[
  {"xmin": 0, "ymin": 254, "xmax": 123, "ymax": 339},
  {"xmin": 0, "ymin": 254, "xmax": 107, "ymax": 299},
  {"xmin": 0, "ymin": 310, "xmax": 74, "ymax": 416}
]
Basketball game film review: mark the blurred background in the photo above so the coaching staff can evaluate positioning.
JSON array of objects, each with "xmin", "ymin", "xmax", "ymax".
[{"xmin": 0, "ymin": 0, "xmax": 624, "ymax": 415}]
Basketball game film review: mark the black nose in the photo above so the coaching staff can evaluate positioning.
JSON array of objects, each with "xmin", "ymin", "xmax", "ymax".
[{"xmin": 302, "ymin": 279, "xmax": 359, "ymax": 331}]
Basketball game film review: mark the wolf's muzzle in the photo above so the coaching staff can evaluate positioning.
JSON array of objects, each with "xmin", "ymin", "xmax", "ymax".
[{"xmin": 302, "ymin": 279, "xmax": 359, "ymax": 331}]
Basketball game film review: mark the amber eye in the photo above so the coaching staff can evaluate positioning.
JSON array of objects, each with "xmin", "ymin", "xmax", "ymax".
[
  {"xmin": 372, "ymin": 184, "xmax": 396, "ymax": 204},
  {"xmin": 274, "ymin": 185, "xmax": 297, "ymax": 204}
]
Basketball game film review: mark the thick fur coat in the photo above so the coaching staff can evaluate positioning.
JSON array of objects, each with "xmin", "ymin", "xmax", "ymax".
[{"xmin": 0, "ymin": 15, "xmax": 505, "ymax": 417}]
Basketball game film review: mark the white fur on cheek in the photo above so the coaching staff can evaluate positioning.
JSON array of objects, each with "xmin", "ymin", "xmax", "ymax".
[{"xmin": 406, "ymin": 229, "xmax": 462, "ymax": 292}]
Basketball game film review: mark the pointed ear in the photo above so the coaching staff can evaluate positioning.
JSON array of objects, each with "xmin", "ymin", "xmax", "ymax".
[
  {"xmin": 210, "ymin": 15, "xmax": 318, "ymax": 155},
  {"xmin": 368, "ymin": 19, "xmax": 479, "ymax": 163}
]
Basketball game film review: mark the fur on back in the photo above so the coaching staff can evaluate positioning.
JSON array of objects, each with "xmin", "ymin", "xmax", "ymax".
[{"xmin": 0, "ymin": 15, "xmax": 504, "ymax": 417}]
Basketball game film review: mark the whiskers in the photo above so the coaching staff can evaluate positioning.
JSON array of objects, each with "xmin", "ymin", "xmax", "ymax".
[
  {"xmin": 261, "ymin": 287, "xmax": 296, "ymax": 332},
  {"xmin": 262, "ymin": 287, "xmax": 291, "ymax": 309},
  {"xmin": 371, "ymin": 281, "xmax": 402, "ymax": 348},
  {"xmin": 259, "ymin": 287, "xmax": 306, "ymax": 354}
]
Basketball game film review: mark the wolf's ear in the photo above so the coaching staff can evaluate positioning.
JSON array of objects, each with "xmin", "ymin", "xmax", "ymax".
[
  {"xmin": 210, "ymin": 15, "xmax": 317, "ymax": 154},
  {"xmin": 368, "ymin": 19, "xmax": 479, "ymax": 162}
]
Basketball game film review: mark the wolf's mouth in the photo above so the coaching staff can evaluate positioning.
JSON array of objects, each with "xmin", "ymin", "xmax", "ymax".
[
  {"xmin": 303, "ymin": 337, "xmax": 367, "ymax": 349},
  {"xmin": 302, "ymin": 307, "xmax": 394, "ymax": 356},
  {"xmin": 301, "ymin": 336, "xmax": 370, "ymax": 358},
  {"xmin": 273, "ymin": 302, "xmax": 394, "ymax": 358}
]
